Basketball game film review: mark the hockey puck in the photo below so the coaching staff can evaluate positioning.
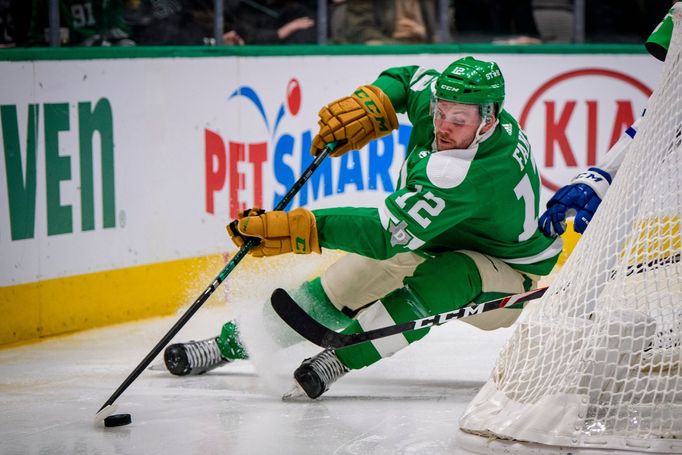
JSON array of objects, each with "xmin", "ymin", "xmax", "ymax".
[{"xmin": 104, "ymin": 413, "xmax": 132, "ymax": 427}]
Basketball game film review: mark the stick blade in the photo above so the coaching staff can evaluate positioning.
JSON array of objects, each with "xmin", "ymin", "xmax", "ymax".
[
  {"xmin": 94, "ymin": 404, "xmax": 118, "ymax": 425},
  {"xmin": 270, "ymin": 288, "xmax": 341, "ymax": 348}
]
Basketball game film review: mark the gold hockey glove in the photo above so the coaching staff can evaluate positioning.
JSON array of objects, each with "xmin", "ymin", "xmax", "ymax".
[
  {"xmin": 311, "ymin": 85, "xmax": 398, "ymax": 157},
  {"xmin": 228, "ymin": 208, "xmax": 320, "ymax": 257},
  {"xmin": 227, "ymin": 207, "xmax": 266, "ymax": 249}
]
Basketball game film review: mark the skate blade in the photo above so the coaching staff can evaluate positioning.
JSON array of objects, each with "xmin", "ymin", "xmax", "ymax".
[
  {"xmin": 147, "ymin": 362, "xmax": 167, "ymax": 371},
  {"xmin": 281, "ymin": 382, "xmax": 311, "ymax": 402}
]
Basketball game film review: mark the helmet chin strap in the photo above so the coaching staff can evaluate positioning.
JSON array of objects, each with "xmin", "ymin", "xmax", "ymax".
[
  {"xmin": 469, "ymin": 103, "xmax": 498, "ymax": 147},
  {"xmin": 471, "ymin": 120, "xmax": 487, "ymax": 147},
  {"xmin": 470, "ymin": 116, "xmax": 497, "ymax": 148}
]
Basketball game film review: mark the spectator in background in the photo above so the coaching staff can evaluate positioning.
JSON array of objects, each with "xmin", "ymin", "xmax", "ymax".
[
  {"xmin": 0, "ymin": 0, "xmax": 17, "ymax": 47},
  {"xmin": 585, "ymin": 0, "xmax": 671, "ymax": 43},
  {"xmin": 531, "ymin": 0, "xmax": 573, "ymax": 43},
  {"xmin": 328, "ymin": 0, "xmax": 346, "ymax": 43},
  {"xmin": 222, "ymin": 0, "xmax": 316, "ymax": 45},
  {"xmin": 333, "ymin": 0, "xmax": 436, "ymax": 44},
  {"xmin": 27, "ymin": 0, "xmax": 135, "ymax": 46},
  {"xmin": 125, "ymin": 0, "xmax": 315, "ymax": 46},
  {"xmin": 453, "ymin": 0, "xmax": 541, "ymax": 44},
  {"xmin": 124, "ymin": 0, "xmax": 215, "ymax": 45}
]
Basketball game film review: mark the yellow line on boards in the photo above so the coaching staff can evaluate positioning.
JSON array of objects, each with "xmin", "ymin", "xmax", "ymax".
[{"xmin": 0, "ymin": 254, "xmax": 228, "ymax": 347}]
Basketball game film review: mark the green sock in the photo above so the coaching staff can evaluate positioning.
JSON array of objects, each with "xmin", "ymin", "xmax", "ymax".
[
  {"xmin": 216, "ymin": 278, "xmax": 353, "ymax": 357},
  {"xmin": 335, "ymin": 287, "xmax": 430, "ymax": 370},
  {"xmin": 289, "ymin": 277, "xmax": 353, "ymax": 331},
  {"xmin": 261, "ymin": 277, "xmax": 355, "ymax": 348},
  {"xmin": 215, "ymin": 321, "xmax": 249, "ymax": 360}
]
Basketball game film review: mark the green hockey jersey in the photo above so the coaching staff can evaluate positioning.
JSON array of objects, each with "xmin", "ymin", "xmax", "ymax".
[
  {"xmin": 313, "ymin": 65, "xmax": 562, "ymax": 276},
  {"xmin": 27, "ymin": 0, "xmax": 128, "ymax": 46},
  {"xmin": 646, "ymin": 1, "xmax": 679, "ymax": 61}
]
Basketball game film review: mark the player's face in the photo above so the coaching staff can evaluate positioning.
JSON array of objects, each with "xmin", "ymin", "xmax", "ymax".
[{"xmin": 433, "ymin": 101, "xmax": 491, "ymax": 150}]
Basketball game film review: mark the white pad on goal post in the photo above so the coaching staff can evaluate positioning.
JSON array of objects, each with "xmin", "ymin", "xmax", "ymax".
[{"xmin": 458, "ymin": 7, "xmax": 682, "ymax": 455}]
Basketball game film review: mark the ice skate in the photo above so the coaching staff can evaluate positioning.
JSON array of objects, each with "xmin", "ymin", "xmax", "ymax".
[
  {"xmin": 285, "ymin": 349, "xmax": 349, "ymax": 399},
  {"xmin": 164, "ymin": 337, "xmax": 229, "ymax": 376},
  {"xmin": 164, "ymin": 321, "xmax": 248, "ymax": 376}
]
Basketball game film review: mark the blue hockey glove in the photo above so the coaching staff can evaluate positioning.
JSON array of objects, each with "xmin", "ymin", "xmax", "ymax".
[{"xmin": 539, "ymin": 167, "xmax": 612, "ymax": 236}]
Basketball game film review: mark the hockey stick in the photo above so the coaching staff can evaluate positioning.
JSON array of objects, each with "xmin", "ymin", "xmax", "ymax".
[
  {"xmin": 271, "ymin": 252, "xmax": 682, "ymax": 350},
  {"xmin": 95, "ymin": 143, "xmax": 335, "ymax": 418},
  {"xmin": 270, "ymin": 286, "xmax": 548, "ymax": 349}
]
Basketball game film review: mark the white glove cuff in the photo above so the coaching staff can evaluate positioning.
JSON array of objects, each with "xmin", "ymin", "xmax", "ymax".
[{"xmin": 571, "ymin": 169, "xmax": 611, "ymax": 199}]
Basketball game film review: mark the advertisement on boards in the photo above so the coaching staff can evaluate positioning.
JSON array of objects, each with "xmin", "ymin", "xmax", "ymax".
[{"xmin": 0, "ymin": 53, "xmax": 661, "ymax": 285}]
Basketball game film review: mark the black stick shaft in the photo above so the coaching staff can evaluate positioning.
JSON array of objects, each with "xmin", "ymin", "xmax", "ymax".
[
  {"xmin": 271, "ymin": 252, "xmax": 682, "ymax": 349},
  {"xmin": 271, "ymin": 286, "xmax": 548, "ymax": 349},
  {"xmin": 97, "ymin": 145, "xmax": 333, "ymax": 413},
  {"xmin": 343, "ymin": 287, "xmax": 547, "ymax": 345}
]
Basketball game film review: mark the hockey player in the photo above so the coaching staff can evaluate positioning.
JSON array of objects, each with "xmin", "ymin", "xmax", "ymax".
[
  {"xmin": 165, "ymin": 56, "xmax": 563, "ymax": 399},
  {"xmin": 538, "ymin": 2, "xmax": 678, "ymax": 237}
]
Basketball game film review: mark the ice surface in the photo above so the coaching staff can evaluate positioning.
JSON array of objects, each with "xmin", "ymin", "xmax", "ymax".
[{"xmin": 1, "ymin": 254, "xmax": 517, "ymax": 455}]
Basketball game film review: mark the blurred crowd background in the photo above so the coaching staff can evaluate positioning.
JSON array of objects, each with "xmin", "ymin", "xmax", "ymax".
[{"xmin": 0, "ymin": 0, "xmax": 673, "ymax": 48}]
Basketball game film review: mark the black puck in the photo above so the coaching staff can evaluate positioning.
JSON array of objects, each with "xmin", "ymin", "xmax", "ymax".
[{"xmin": 104, "ymin": 413, "xmax": 132, "ymax": 427}]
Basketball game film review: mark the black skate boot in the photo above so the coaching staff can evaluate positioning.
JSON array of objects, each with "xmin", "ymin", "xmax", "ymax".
[
  {"xmin": 292, "ymin": 349, "xmax": 350, "ymax": 399},
  {"xmin": 164, "ymin": 321, "xmax": 248, "ymax": 376},
  {"xmin": 164, "ymin": 337, "xmax": 228, "ymax": 376}
]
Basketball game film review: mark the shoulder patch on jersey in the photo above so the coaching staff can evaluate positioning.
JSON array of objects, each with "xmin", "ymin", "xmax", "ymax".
[
  {"xmin": 425, "ymin": 148, "xmax": 477, "ymax": 189},
  {"xmin": 388, "ymin": 219, "xmax": 413, "ymax": 247},
  {"xmin": 503, "ymin": 123, "xmax": 513, "ymax": 135}
]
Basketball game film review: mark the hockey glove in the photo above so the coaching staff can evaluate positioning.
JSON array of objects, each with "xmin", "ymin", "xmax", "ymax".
[
  {"xmin": 539, "ymin": 167, "xmax": 612, "ymax": 236},
  {"xmin": 227, "ymin": 207, "xmax": 266, "ymax": 249},
  {"xmin": 311, "ymin": 85, "xmax": 398, "ymax": 157},
  {"xmin": 227, "ymin": 208, "xmax": 320, "ymax": 257}
]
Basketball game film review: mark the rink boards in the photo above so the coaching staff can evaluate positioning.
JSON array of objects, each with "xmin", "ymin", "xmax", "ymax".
[{"xmin": 0, "ymin": 45, "xmax": 659, "ymax": 344}]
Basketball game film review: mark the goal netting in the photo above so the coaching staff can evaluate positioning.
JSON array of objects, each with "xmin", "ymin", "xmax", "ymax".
[{"xmin": 458, "ymin": 8, "xmax": 682, "ymax": 455}]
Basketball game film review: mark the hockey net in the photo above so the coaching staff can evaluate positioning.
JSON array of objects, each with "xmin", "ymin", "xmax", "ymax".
[{"xmin": 458, "ymin": 8, "xmax": 682, "ymax": 455}]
